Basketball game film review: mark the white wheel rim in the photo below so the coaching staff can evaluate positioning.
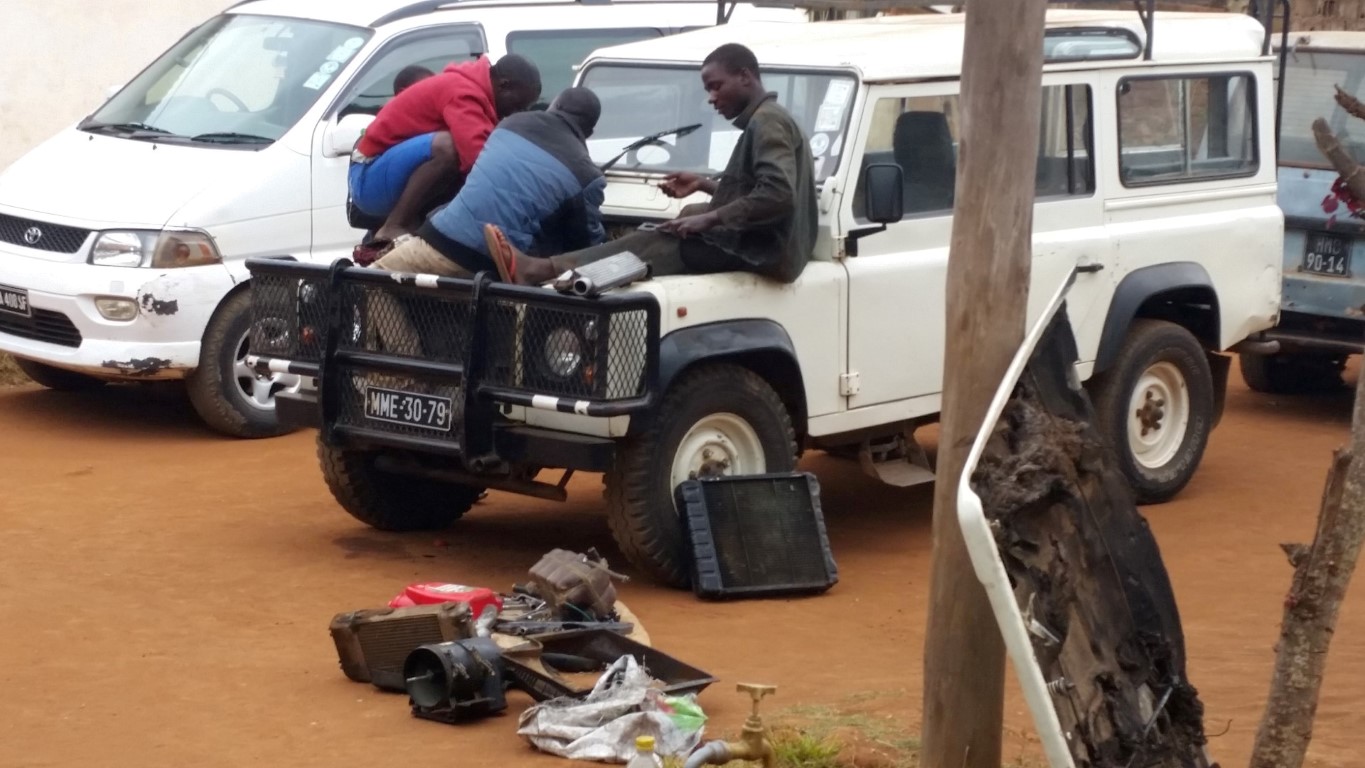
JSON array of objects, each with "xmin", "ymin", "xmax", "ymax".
[
  {"xmin": 233, "ymin": 327, "xmax": 302, "ymax": 412},
  {"xmin": 1126, "ymin": 361, "xmax": 1189, "ymax": 470},
  {"xmin": 670, "ymin": 413, "xmax": 766, "ymax": 493}
]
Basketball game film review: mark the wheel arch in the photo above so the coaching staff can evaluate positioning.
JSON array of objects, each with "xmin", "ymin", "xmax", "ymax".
[
  {"xmin": 652, "ymin": 319, "xmax": 808, "ymax": 442},
  {"xmin": 1095, "ymin": 263, "xmax": 1221, "ymax": 376}
]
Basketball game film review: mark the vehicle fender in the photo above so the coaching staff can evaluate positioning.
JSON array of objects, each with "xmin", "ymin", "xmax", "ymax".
[
  {"xmin": 653, "ymin": 318, "xmax": 808, "ymax": 434},
  {"xmin": 1094, "ymin": 262, "xmax": 1218, "ymax": 374}
]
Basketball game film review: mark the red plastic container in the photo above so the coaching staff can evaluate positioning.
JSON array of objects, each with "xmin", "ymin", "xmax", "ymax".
[{"xmin": 388, "ymin": 582, "xmax": 503, "ymax": 618}]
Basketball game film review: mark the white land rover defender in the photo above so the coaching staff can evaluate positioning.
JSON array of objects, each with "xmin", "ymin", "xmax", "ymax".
[{"xmin": 248, "ymin": 9, "xmax": 1283, "ymax": 586}]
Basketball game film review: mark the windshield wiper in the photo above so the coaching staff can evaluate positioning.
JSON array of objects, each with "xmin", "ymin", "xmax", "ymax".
[
  {"xmin": 189, "ymin": 132, "xmax": 274, "ymax": 145},
  {"xmin": 81, "ymin": 121, "xmax": 174, "ymax": 136},
  {"xmin": 598, "ymin": 123, "xmax": 703, "ymax": 172}
]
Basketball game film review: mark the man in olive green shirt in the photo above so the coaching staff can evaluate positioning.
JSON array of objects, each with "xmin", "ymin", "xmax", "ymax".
[{"xmin": 485, "ymin": 43, "xmax": 817, "ymax": 285}]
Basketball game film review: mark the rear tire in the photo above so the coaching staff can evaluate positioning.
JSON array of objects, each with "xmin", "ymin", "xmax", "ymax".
[
  {"xmin": 1239, "ymin": 351, "xmax": 1344, "ymax": 394},
  {"xmin": 605, "ymin": 364, "xmax": 797, "ymax": 587},
  {"xmin": 14, "ymin": 358, "xmax": 107, "ymax": 391},
  {"xmin": 1087, "ymin": 319, "xmax": 1213, "ymax": 505},
  {"xmin": 187, "ymin": 289, "xmax": 303, "ymax": 439},
  {"xmin": 318, "ymin": 437, "xmax": 482, "ymax": 531}
]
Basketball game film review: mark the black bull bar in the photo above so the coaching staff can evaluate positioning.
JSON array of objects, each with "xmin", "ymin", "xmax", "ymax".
[{"xmin": 244, "ymin": 257, "xmax": 661, "ymax": 469}]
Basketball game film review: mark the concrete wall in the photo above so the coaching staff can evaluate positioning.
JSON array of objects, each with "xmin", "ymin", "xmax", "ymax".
[{"xmin": 0, "ymin": 0, "xmax": 227, "ymax": 171}]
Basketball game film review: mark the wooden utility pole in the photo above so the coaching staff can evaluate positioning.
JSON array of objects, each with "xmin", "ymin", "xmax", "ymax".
[{"xmin": 921, "ymin": 1, "xmax": 1049, "ymax": 766}]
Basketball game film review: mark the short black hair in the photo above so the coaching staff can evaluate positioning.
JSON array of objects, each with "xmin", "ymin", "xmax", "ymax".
[
  {"xmin": 491, "ymin": 53, "xmax": 542, "ymax": 92},
  {"xmin": 393, "ymin": 65, "xmax": 434, "ymax": 94},
  {"xmin": 702, "ymin": 43, "xmax": 761, "ymax": 78}
]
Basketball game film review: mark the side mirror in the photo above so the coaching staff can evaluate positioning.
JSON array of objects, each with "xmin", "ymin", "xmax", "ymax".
[
  {"xmin": 104, "ymin": 83, "xmax": 123, "ymax": 101},
  {"xmin": 323, "ymin": 113, "xmax": 375, "ymax": 158},
  {"xmin": 863, "ymin": 163, "xmax": 905, "ymax": 225}
]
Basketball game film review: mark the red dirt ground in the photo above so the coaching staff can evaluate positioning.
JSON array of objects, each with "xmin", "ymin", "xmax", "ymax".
[{"xmin": 0, "ymin": 366, "xmax": 1361, "ymax": 767}]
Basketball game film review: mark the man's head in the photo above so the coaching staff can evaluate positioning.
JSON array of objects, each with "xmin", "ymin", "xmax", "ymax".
[
  {"xmin": 490, "ymin": 54, "xmax": 543, "ymax": 118},
  {"xmin": 393, "ymin": 65, "xmax": 435, "ymax": 95},
  {"xmin": 700, "ymin": 43, "xmax": 764, "ymax": 121},
  {"xmin": 549, "ymin": 87, "xmax": 602, "ymax": 138}
]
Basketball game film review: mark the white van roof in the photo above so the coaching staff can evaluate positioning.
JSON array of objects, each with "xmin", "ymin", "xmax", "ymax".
[
  {"xmin": 229, "ymin": 0, "xmax": 786, "ymax": 30},
  {"xmin": 582, "ymin": 10, "xmax": 1270, "ymax": 83}
]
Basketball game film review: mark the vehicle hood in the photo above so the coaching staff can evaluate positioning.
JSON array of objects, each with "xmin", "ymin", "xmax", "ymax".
[{"xmin": 0, "ymin": 127, "xmax": 272, "ymax": 230}]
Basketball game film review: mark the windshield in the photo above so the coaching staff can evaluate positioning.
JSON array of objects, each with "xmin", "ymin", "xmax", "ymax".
[
  {"xmin": 579, "ymin": 65, "xmax": 857, "ymax": 181},
  {"xmin": 84, "ymin": 14, "xmax": 372, "ymax": 146},
  {"xmin": 1279, "ymin": 49, "xmax": 1365, "ymax": 168}
]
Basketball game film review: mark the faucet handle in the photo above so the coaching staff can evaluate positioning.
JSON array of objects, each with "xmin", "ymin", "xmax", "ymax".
[{"xmin": 736, "ymin": 683, "xmax": 777, "ymax": 716}]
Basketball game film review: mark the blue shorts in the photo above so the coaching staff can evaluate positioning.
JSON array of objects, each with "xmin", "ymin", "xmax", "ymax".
[{"xmin": 348, "ymin": 132, "xmax": 438, "ymax": 218}]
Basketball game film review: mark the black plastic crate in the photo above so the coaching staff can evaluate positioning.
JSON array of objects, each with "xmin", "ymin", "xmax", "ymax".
[{"xmin": 675, "ymin": 472, "xmax": 839, "ymax": 599}]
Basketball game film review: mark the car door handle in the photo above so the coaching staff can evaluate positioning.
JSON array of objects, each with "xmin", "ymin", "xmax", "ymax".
[{"xmin": 1075, "ymin": 262, "xmax": 1104, "ymax": 274}]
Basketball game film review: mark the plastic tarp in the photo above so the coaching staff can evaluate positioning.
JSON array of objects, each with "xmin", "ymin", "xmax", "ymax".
[{"xmin": 517, "ymin": 656, "xmax": 706, "ymax": 762}]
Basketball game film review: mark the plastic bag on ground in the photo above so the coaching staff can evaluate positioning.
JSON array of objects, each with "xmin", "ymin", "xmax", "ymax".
[{"xmin": 517, "ymin": 656, "xmax": 706, "ymax": 762}]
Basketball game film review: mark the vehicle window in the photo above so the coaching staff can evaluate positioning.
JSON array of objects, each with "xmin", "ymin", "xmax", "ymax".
[
  {"xmin": 1036, "ymin": 84, "xmax": 1095, "ymax": 198},
  {"xmin": 579, "ymin": 64, "xmax": 857, "ymax": 182},
  {"xmin": 507, "ymin": 28, "xmax": 665, "ymax": 107},
  {"xmin": 86, "ymin": 14, "xmax": 372, "ymax": 144},
  {"xmin": 852, "ymin": 84, "xmax": 1093, "ymax": 219},
  {"xmin": 336, "ymin": 26, "xmax": 486, "ymax": 118},
  {"xmin": 1117, "ymin": 73, "xmax": 1257, "ymax": 186},
  {"xmin": 1279, "ymin": 50, "xmax": 1365, "ymax": 169}
]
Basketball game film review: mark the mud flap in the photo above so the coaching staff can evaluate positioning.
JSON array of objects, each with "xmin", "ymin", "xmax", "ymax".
[
  {"xmin": 962, "ymin": 296, "xmax": 1212, "ymax": 767},
  {"xmin": 1207, "ymin": 351, "xmax": 1230, "ymax": 429}
]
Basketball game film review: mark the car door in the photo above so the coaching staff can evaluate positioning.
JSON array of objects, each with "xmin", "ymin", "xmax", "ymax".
[
  {"xmin": 841, "ymin": 77, "xmax": 1109, "ymax": 414},
  {"xmin": 309, "ymin": 24, "xmax": 487, "ymax": 264}
]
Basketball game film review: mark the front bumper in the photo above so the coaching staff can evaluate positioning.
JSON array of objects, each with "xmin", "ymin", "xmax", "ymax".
[
  {"xmin": 0, "ymin": 245, "xmax": 235, "ymax": 379},
  {"xmin": 247, "ymin": 258, "xmax": 659, "ymax": 475}
]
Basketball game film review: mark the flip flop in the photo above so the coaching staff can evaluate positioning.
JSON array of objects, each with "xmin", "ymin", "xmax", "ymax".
[
  {"xmin": 351, "ymin": 238, "xmax": 392, "ymax": 267},
  {"xmin": 483, "ymin": 223, "xmax": 518, "ymax": 283}
]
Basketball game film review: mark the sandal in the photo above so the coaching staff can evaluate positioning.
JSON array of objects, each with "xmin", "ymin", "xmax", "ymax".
[
  {"xmin": 483, "ymin": 224, "xmax": 518, "ymax": 283},
  {"xmin": 351, "ymin": 238, "xmax": 391, "ymax": 267}
]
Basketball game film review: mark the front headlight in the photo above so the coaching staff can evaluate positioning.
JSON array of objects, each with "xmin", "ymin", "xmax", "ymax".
[
  {"xmin": 543, "ymin": 327, "xmax": 584, "ymax": 378},
  {"xmin": 90, "ymin": 230, "xmax": 223, "ymax": 268}
]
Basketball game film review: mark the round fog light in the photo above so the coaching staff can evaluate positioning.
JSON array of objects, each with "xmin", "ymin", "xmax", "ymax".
[{"xmin": 95, "ymin": 297, "xmax": 139, "ymax": 321}]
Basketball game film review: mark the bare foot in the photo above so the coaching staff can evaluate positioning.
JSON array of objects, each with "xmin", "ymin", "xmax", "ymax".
[{"xmin": 484, "ymin": 223, "xmax": 560, "ymax": 285}]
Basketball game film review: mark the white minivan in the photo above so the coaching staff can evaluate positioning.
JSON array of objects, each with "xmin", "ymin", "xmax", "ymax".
[{"xmin": 0, "ymin": 0, "xmax": 804, "ymax": 437}]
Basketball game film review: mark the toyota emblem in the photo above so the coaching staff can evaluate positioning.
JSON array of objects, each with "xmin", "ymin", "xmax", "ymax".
[{"xmin": 22, "ymin": 227, "xmax": 42, "ymax": 246}]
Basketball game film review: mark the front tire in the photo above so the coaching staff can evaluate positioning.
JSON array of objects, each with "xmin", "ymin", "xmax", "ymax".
[
  {"xmin": 318, "ymin": 438, "xmax": 482, "ymax": 531},
  {"xmin": 14, "ymin": 358, "xmax": 107, "ymax": 391},
  {"xmin": 1087, "ymin": 319, "xmax": 1214, "ymax": 505},
  {"xmin": 186, "ymin": 289, "xmax": 303, "ymax": 439},
  {"xmin": 605, "ymin": 364, "xmax": 797, "ymax": 587}
]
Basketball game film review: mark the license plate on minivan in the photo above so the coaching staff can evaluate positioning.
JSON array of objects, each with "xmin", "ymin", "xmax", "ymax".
[
  {"xmin": 1303, "ymin": 232, "xmax": 1351, "ymax": 277},
  {"xmin": 364, "ymin": 385, "xmax": 453, "ymax": 432},
  {"xmin": 0, "ymin": 284, "xmax": 30, "ymax": 317}
]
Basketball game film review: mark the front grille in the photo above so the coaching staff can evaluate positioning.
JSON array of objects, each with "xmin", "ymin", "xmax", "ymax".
[
  {"xmin": 0, "ymin": 214, "xmax": 91, "ymax": 254},
  {"xmin": 250, "ymin": 272, "xmax": 331, "ymax": 364},
  {"xmin": 0, "ymin": 308, "xmax": 82, "ymax": 347},
  {"xmin": 483, "ymin": 300, "xmax": 651, "ymax": 401},
  {"xmin": 340, "ymin": 281, "xmax": 474, "ymax": 364}
]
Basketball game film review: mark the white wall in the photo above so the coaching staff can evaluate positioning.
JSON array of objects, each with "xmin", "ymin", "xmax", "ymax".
[{"xmin": 0, "ymin": 0, "xmax": 227, "ymax": 171}]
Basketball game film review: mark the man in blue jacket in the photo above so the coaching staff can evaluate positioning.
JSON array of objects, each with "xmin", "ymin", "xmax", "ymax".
[
  {"xmin": 369, "ymin": 86, "xmax": 606, "ymax": 279},
  {"xmin": 367, "ymin": 87, "xmax": 605, "ymax": 355}
]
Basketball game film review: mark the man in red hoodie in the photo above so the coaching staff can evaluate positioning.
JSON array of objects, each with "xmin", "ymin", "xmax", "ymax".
[{"xmin": 349, "ymin": 54, "xmax": 541, "ymax": 244}]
